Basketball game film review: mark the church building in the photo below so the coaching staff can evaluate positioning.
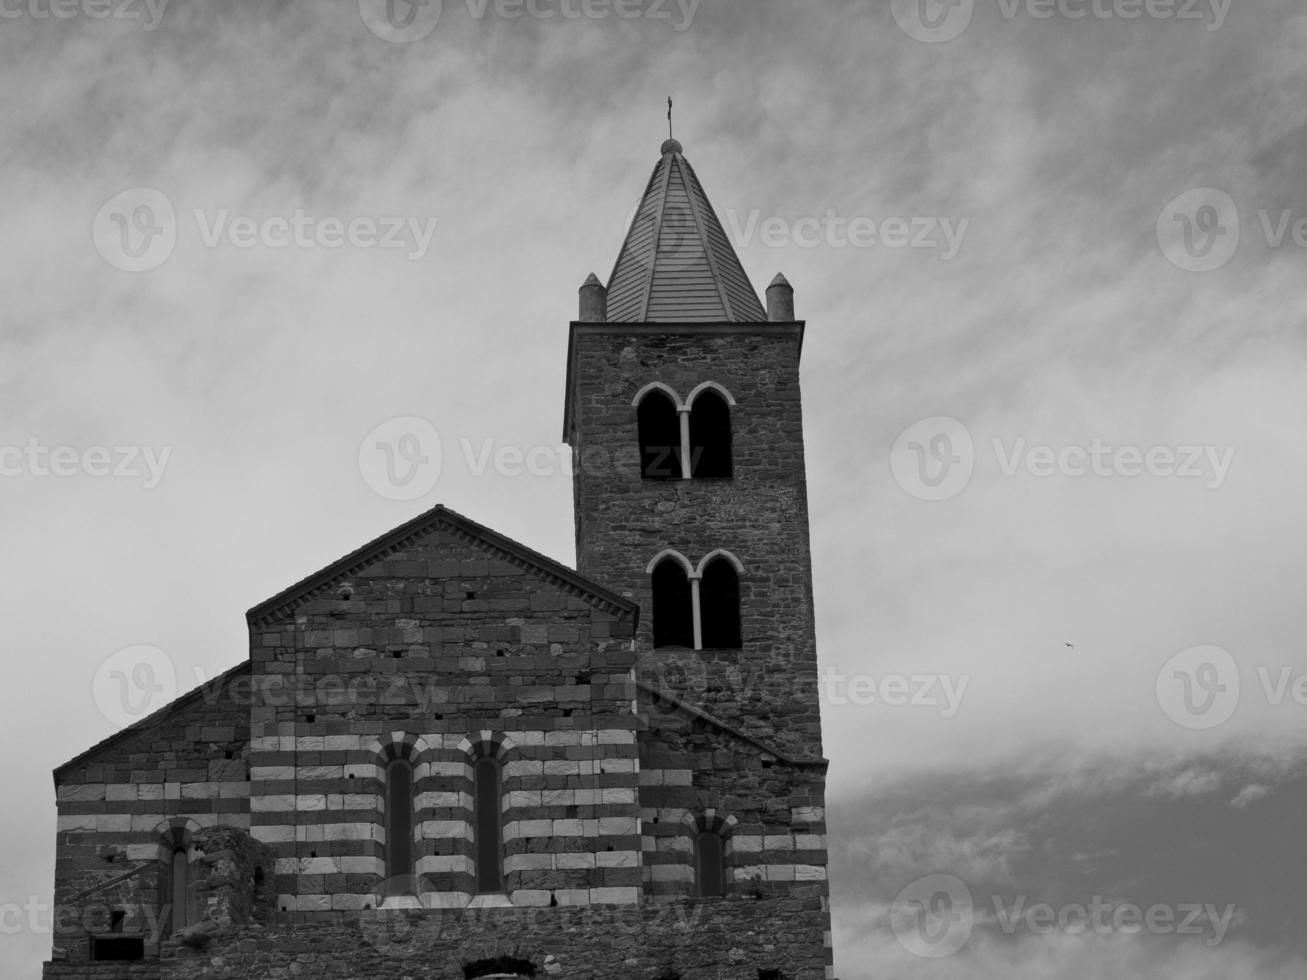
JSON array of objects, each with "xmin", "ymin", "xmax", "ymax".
[{"xmin": 44, "ymin": 136, "xmax": 836, "ymax": 980}]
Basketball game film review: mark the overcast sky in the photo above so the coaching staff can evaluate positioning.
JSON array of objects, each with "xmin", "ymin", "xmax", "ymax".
[{"xmin": 3, "ymin": 1, "xmax": 1307, "ymax": 977}]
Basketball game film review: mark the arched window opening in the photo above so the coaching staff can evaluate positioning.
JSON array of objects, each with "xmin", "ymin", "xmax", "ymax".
[
  {"xmin": 695, "ymin": 830, "xmax": 726, "ymax": 898},
  {"xmin": 689, "ymin": 390, "xmax": 733, "ymax": 479},
  {"xmin": 474, "ymin": 757, "xmax": 503, "ymax": 893},
  {"xmin": 385, "ymin": 756, "xmax": 415, "ymax": 890},
  {"xmin": 652, "ymin": 559, "xmax": 695, "ymax": 649},
  {"xmin": 169, "ymin": 847, "xmax": 189, "ymax": 934},
  {"xmin": 699, "ymin": 558, "xmax": 742, "ymax": 649},
  {"xmin": 638, "ymin": 390, "xmax": 682, "ymax": 480}
]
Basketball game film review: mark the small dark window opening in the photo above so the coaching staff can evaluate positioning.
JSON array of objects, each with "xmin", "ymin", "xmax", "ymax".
[
  {"xmin": 384, "ymin": 757, "xmax": 414, "ymax": 889},
  {"xmin": 699, "ymin": 558, "xmax": 742, "ymax": 649},
  {"xmin": 169, "ymin": 847, "xmax": 189, "ymax": 934},
  {"xmin": 638, "ymin": 390, "xmax": 682, "ymax": 480},
  {"xmin": 652, "ymin": 559, "xmax": 694, "ymax": 649},
  {"xmin": 474, "ymin": 757, "xmax": 503, "ymax": 893},
  {"xmin": 109, "ymin": 911, "xmax": 125, "ymax": 933},
  {"xmin": 689, "ymin": 391, "xmax": 733, "ymax": 479},
  {"xmin": 92, "ymin": 937, "xmax": 144, "ymax": 961},
  {"xmin": 695, "ymin": 830, "xmax": 726, "ymax": 897}
]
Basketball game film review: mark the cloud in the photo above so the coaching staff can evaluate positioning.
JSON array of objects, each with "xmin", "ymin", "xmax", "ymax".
[
  {"xmin": 1230, "ymin": 784, "xmax": 1271, "ymax": 809},
  {"xmin": 1145, "ymin": 768, "xmax": 1224, "ymax": 800}
]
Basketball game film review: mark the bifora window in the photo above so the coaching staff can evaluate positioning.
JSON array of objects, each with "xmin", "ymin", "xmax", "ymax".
[
  {"xmin": 650, "ymin": 551, "xmax": 744, "ymax": 650},
  {"xmin": 634, "ymin": 383, "xmax": 736, "ymax": 481}
]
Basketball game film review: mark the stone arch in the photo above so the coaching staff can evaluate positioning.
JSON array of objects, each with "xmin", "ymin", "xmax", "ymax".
[
  {"xmin": 693, "ymin": 549, "xmax": 745, "ymax": 577},
  {"xmin": 645, "ymin": 549, "xmax": 695, "ymax": 577},
  {"xmin": 631, "ymin": 381, "xmax": 686, "ymax": 410},
  {"xmin": 685, "ymin": 381, "xmax": 737, "ymax": 408}
]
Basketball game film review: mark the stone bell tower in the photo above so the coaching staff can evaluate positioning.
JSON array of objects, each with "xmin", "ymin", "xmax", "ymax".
[{"xmin": 563, "ymin": 135, "xmax": 823, "ymax": 761}]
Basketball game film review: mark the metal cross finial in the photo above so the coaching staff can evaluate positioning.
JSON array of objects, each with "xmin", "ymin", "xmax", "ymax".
[{"xmin": 668, "ymin": 97, "xmax": 673, "ymax": 140}]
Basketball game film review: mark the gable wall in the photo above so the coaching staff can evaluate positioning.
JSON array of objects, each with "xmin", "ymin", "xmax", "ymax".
[
  {"xmin": 245, "ymin": 526, "xmax": 642, "ymax": 912},
  {"xmin": 49, "ymin": 669, "xmax": 251, "ymax": 963}
]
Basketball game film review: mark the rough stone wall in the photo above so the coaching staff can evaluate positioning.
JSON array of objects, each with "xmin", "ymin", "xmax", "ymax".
[
  {"xmin": 164, "ymin": 892, "xmax": 833, "ymax": 980},
  {"xmin": 245, "ymin": 523, "xmax": 643, "ymax": 912},
  {"xmin": 566, "ymin": 325, "xmax": 823, "ymax": 759},
  {"xmin": 43, "ymin": 825, "xmax": 274, "ymax": 980},
  {"xmin": 637, "ymin": 704, "xmax": 829, "ymax": 905},
  {"xmin": 48, "ymin": 669, "xmax": 252, "ymax": 964}
]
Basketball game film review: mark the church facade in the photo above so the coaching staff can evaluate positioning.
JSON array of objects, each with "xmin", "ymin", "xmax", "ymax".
[{"xmin": 44, "ymin": 138, "xmax": 836, "ymax": 980}]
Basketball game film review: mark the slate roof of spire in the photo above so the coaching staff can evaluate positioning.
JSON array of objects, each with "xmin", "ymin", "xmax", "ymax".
[{"xmin": 604, "ymin": 138, "xmax": 767, "ymax": 323}]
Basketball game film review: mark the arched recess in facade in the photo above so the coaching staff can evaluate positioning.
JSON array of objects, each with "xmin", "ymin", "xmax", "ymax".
[
  {"xmin": 680, "ymin": 810, "xmax": 740, "ymax": 899},
  {"xmin": 363, "ymin": 732, "xmax": 433, "ymax": 901},
  {"xmin": 154, "ymin": 817, "xmax": 204, "ymax": 938},
  {"xmin": 457, "ymin": 732, "xmax": 517, "ymax": 897}
]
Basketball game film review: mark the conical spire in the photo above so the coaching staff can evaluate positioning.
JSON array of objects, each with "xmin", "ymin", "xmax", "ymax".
[{"xmin": 604, "ymin": 140, "xmax": 767, "ymax": 323}]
